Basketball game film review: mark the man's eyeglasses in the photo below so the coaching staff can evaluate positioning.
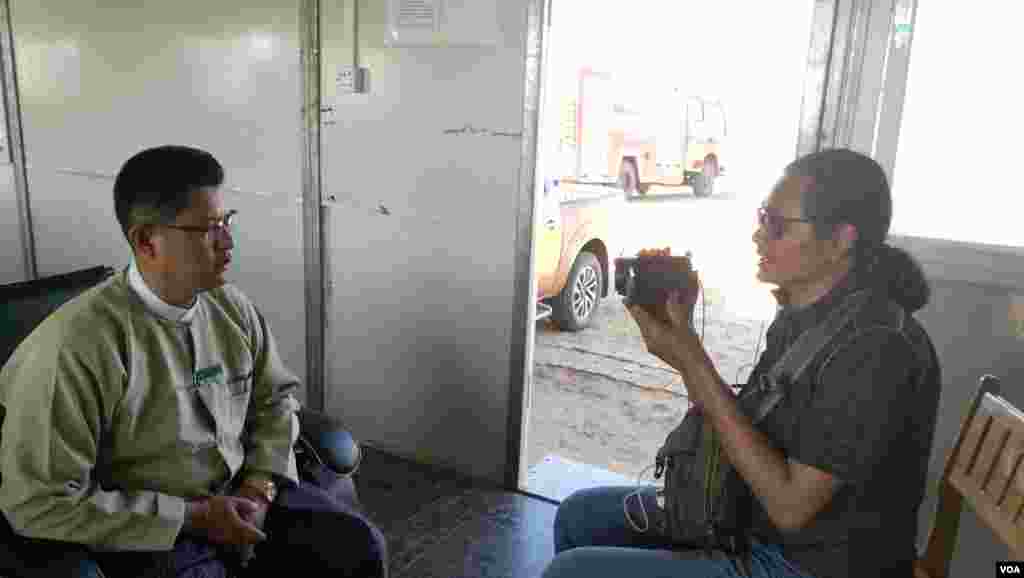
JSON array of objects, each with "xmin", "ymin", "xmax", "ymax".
[
  {"xmin": 757, "ymin": 207, "xmax": 816, "ymax": 241},
  {"xmin": 162, "ymin": 209, "xmax": 238, "ymax": 240}
]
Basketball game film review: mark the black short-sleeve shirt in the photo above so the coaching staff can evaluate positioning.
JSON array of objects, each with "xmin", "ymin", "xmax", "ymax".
[{"xmin": 738, "ymin": 276, "xmax": 942, "ymax": 578}]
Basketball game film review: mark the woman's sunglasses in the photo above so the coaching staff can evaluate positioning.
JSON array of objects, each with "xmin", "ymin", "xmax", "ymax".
[{"xmin": 757, "ymin": 207, "xmax": 817, "ymax": 241}]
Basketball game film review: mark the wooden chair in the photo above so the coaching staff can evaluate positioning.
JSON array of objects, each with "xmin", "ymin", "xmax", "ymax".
[{"xmin": 915, "ymin": 374, "xmax": 1024, "ymax": 578}]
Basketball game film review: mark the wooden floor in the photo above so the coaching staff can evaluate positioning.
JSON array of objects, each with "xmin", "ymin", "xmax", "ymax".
[{"xmin": 354, "ymin": 446, "xmax": 559, "ymax": 578}]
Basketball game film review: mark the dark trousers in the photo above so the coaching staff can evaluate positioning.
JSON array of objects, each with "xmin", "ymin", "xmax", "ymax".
[{"xmin": 1, "ymin": 466, "xmax": 387, "ymax": 578}]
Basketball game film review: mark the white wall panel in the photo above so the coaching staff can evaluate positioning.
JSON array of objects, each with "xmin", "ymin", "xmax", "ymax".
[
  {"xmin": 10, "ymin": 0, "xmax": 308, "ymax": 388},
  {"xmin": 27, "ymin": 170, "xmax": 128, "ymax": 276},
  {"xmin": 321, "ymin": 0, "xmax": 529, "ymax": 482},
  {"xmin": 12, "ymin": 2, "xmax": 304, "ymax": 198}
]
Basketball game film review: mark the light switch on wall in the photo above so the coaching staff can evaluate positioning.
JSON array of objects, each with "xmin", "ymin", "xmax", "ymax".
[{"xmin": 336, "ymin": 65, "xmax": 369, "ymax": 95}]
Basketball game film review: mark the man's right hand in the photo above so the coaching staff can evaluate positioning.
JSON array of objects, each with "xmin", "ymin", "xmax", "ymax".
[{"xmin": 184, "ymin": 495, "xmax": 268, "ymax": 546}]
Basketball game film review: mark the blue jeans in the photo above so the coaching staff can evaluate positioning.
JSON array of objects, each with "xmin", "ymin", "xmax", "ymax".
[{"xmin": 543, "ymin": 486, "xmax": 816, "ymax": 578}]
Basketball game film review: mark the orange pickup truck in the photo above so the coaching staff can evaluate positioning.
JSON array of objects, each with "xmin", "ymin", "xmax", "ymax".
[{"xmin": 534, "ymin": 180, "xmax": 615, "ymax": 331}]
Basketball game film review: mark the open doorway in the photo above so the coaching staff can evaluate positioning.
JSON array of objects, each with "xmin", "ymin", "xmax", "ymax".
[{"xmin": 524, "ymin": 0, "xmax": 819, "ymax": 500}]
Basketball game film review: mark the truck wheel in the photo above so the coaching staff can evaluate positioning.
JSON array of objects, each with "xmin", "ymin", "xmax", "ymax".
[
  {"xmin": 693, "ymin": 171, "xmax": 715, "ymax": 197},
  {"xmin": 618, "ymin": 159, "xmax": 640, "ymax": 198},
  {"xmin": 552, "ymin": 251, "xmax": 602, "ymax": 332},
  {"xmin": 693, "ymin": 157, "xmax": 718, "ymax": 198}
]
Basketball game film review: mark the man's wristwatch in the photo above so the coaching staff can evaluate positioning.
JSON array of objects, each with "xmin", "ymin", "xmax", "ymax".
[{"xmin": 241, "ymin": 476, "xmax": 277, "ymax": 505}]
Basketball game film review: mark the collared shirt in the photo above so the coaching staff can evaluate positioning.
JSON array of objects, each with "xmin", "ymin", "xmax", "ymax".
[
  {"xmin": 0, "ymin": 268, "xmax": 301, "ymax": 551},
  {"xmin": 127, "ymin": 258, "xmax": 197, "ymax": 323},
  {"xmin": 768, "ymin": 270, "xmax": 856, "ymax": 344},
  {"xmin": 738, "ymin": 269, "xmax": 942, "ymax": 578}
]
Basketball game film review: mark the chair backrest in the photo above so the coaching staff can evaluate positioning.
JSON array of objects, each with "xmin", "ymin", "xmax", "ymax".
[
  {"xmin": 0, "ymin": 266, "xmax": 117, "ymax": 368},
  {"xmin": 916, "ymin": 374, "xmax": 1024, "ymax": 578}
]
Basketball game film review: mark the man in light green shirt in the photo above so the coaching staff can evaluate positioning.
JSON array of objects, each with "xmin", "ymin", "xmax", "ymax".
[{"xmin": 0, "ymin": 145, "xmax": 386, "ymax": 577}]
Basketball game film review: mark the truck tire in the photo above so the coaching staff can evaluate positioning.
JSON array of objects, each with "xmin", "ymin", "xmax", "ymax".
[
  {"xmin": 618, "ymin": 158, "xmax": 640, "ymax": 198},
  {"xmin": 693, "ymin": 157, "xmax": 718, "ymax": 198},
  {"xmin": 693, "ymin": 171, "xmax": 715, "ymax": 197},
  {"xmin": 552, "ymin": 251, "xmax": 602, "ymax": 332}
]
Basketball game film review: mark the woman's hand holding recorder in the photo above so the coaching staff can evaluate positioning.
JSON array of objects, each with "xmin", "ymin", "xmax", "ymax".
[{"xmin": 618, "ymin": 248, "xmax": 701, "ymax": 368}]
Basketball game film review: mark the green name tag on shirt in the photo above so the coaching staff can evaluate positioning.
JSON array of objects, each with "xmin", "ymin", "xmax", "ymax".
[{"xmin": 193, "ymin": 364, "xmax": 224, "ymax": 387}]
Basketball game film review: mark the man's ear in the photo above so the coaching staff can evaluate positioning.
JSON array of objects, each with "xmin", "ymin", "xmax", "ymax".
[{"xmin": 129, "ymin": 224, "xmax": 158, "ymax": 260}]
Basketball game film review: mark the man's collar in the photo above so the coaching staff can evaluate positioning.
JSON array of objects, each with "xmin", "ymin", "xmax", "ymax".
[{"xmin": 128, "ymin": 259, "xmax": 198, "ymax": 323}]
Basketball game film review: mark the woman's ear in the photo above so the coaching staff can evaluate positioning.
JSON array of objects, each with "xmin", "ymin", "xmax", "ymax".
[
  {"xmin": 837, "ymin": 223, "xmax": 858, "ymax": 249},
  {"xmin": 829, "ymin": 223, "xmax": 858, "ymax": 264}
]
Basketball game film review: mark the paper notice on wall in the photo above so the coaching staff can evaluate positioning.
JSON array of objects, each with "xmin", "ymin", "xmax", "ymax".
[
  {"xmin": 396, "ymin": 0, "xmax": 440, "ymax": 30},
  {"xmin": 387, "ymin": 0, "xmax": 442, "ymax": 44},
  {"xmin": 386, "ymin": 0, "xmax": 498, "ymax": 47}
]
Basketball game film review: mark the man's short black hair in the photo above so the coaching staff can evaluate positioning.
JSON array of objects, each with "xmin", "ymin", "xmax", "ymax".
[{"xmin": 113, "ymin": 145, "xmax": 224, "ymax": 246}]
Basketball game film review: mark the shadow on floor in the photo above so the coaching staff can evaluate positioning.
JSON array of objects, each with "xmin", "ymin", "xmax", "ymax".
[{"xmin": 355, "ymin": 445, "xmax": 560, "ymax": 578}]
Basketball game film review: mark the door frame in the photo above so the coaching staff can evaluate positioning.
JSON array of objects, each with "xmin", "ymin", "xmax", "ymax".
[
  {"xmin": 0, "ymin": 0, "xmax": 36, "ymax": 282},
  {"xmin": 509, "ymin": 0, "xmax": 853, "ymax": 491},
  {"xmin": 301, "ymin": 0, "xmax": 328, "ymax": 412},
  {"xmin": 506, "ymin": 0, "xmax": 550, "ymax": 490}
]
